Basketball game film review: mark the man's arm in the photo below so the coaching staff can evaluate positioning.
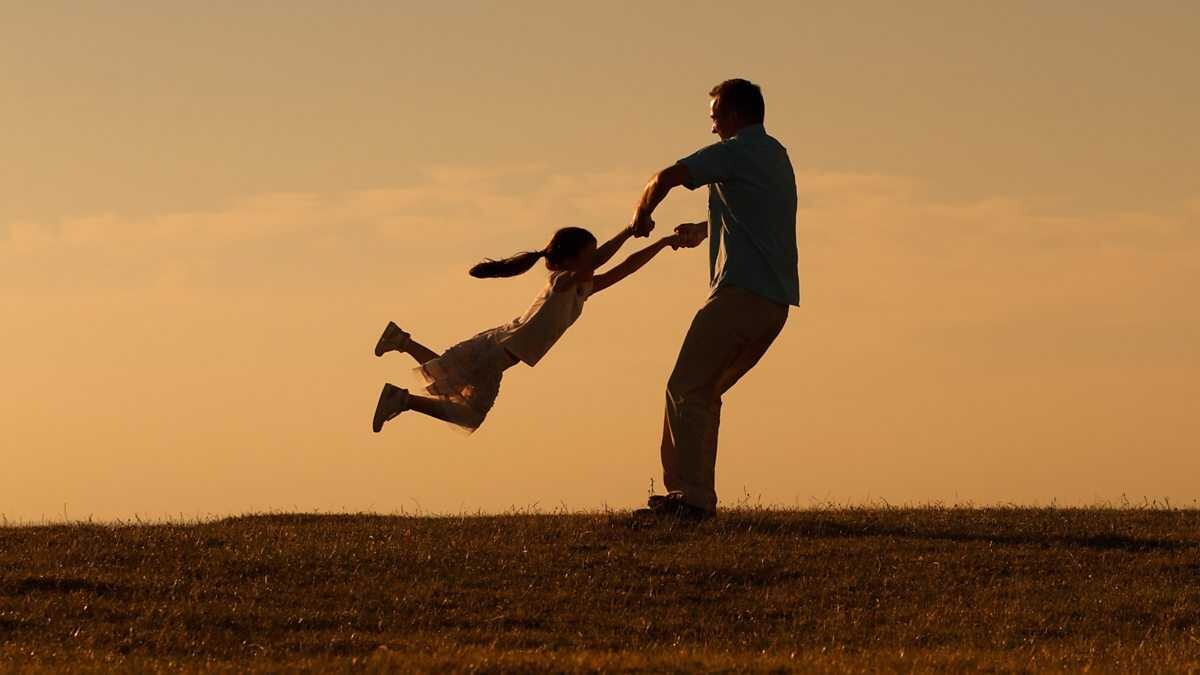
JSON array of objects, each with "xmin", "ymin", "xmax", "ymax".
[{"xmin": 630, "ymin": 163, "xmax": 692, "ymax": 235}]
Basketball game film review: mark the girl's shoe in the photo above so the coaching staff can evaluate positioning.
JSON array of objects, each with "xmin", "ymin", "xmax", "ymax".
[
  {"xmin": 372, "ymin": 383, "xmax": 410, "ymax": 432},
  {"xmin": 374, "ymin": 321, "xmax": 411, "ymax": 357}
]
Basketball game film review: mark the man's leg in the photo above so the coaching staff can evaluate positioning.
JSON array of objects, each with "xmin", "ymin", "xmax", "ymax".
[
  {"xmin": 714, "ymin": 295, "xmax": 787, "ymax": 400},
  {"xmin": 660, "ymin": 288, "xmax": 788, "ymax": 513}
]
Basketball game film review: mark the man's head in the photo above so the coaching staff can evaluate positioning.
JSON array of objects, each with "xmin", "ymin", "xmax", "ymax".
[{"xmin": 708, "ymin": 78, "xmax": 765, "ymax": 139}]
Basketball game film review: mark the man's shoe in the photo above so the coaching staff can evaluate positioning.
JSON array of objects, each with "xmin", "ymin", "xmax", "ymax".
[
  {"xmin": 647, "ymin": 492, "xmax": 676, "ymax": 509},
  {"xmin": 372, "ymin": 383, "xmax": 409, "ymax": 432},
  {"xmin": 374, "ymin": 321, "xmax": 411, "ymax": 357},
  {"xmin": 642, "ymin": 491, "xmax": 715, "ymax": 521}
]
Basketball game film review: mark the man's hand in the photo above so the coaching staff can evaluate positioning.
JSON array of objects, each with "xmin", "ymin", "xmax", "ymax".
[
  {"xmin": 630, "ymin": 164, "xmax": 688, "ymax": 239},
  {"xmin": 630, "ymin": 211, "xmax": 655, "ymax": 238},
  {"xmin": 673, "ymin": 222, "xmax": 707, "ymax": 248}
]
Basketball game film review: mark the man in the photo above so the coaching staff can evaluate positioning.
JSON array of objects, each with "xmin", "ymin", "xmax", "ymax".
[{"xmin": 630, "ymin": 78, "xmax": 800, "ymax": 521}]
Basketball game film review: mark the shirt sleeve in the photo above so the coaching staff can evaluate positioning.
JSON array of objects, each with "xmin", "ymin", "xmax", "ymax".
[{"xmin": 678, "ymin": 139, "xmax": 736, "ymax": 190}]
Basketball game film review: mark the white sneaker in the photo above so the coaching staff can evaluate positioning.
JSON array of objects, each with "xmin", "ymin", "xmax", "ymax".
[
  {"xmin": 374, "ymin": 321, "xmax": 411, "ymax": 357},
  {"xmin": 372, "ymin": 383, "xmax": 410, "ymax": 433}
]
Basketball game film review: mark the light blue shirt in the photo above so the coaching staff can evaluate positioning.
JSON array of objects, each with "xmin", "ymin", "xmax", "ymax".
[{"xmin": 678, "ymin": 123, "xmax": 800, "ymax": 307}]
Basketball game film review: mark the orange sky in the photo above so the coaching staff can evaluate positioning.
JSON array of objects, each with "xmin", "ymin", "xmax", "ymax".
[{"xmin": 3, "ymin": 3, "xmax": 1198, "ymax": 521}]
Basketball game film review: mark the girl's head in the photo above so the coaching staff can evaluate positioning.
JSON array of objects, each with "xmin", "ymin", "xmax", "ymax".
[{"xmin": 469, "ymin": 227, "xmax": 597, "ymax": 279}]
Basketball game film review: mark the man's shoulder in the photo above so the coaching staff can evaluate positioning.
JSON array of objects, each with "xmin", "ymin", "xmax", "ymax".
[
  {"xmin": 756, "ymin": 133, "xmax": 794, "ymax": 176},
  {"xmin": 685, "ymin": 136, "xmax": 737, "ymax": 158},
  {"xmin": 729, "ymin": 129, "xmax": 789, "ymax": 158},
  {"xmin": 752, "ymin": 129, "xmax": 788, "ymax": 152}
]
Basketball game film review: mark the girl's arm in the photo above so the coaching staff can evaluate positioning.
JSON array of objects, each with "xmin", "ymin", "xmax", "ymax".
[
  {"xmin": 551, "ymin": 224, "xmax": 643, "ymax": 292},
  {"xmin": 589, "ymin": 234, "xmax": 682, "ymax": 296},
  {"xmin": 590, "ymin": 224, "xmax": 639, "ymax": 271}
]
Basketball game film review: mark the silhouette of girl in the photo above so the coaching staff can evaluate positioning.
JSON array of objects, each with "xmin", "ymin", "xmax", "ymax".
[{"xmin": 372, "ymin": 223, "xmax": 687, "ymax": 433}]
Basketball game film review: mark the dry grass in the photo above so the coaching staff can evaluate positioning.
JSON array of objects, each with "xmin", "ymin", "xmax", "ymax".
[{"xmin": 3, "ymin": 505, "xmax": 1199, "ymax": 673}]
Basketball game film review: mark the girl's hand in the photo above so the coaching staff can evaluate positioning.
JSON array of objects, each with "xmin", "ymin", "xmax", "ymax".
[{"xmin": 663, "ymin": 233, "xmax": 684, "ymax": 250}]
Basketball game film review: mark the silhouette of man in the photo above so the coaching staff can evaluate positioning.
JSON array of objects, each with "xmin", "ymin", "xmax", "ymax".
[{"xmin": 629, "ymin": 78, "xmax": 799, "ymax": 520}]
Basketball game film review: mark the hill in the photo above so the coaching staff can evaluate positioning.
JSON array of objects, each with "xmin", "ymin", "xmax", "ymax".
[{"xmin": 2, "ymin": 506, "xmax": 1199, "ymax": 672}]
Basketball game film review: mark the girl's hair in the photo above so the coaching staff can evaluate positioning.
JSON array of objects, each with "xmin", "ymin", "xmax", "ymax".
[{"xmin": 469, "ymin": 227, "xmax": 597, "ymax": 279}]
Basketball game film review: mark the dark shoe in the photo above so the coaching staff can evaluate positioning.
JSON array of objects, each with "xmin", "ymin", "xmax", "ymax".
[
  {"xmin": 374, "ymin": 321, "xmax": 411, "ymax": 357},
  {"xmin": 372, "ymin": 383, "xmax": 409, "ymax": 432},
  {"xmin": 646, "ymin": 490, "xmax": 688, "ymax": 510},
  {"xmin": 640, "ymin": 491, "xmax": 715, "ymax": 521}
]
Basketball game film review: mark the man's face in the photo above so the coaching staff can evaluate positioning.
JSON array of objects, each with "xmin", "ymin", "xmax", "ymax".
[{"xmin": 709, "ymin": 97, "xmax": 740, "ymax": 140}]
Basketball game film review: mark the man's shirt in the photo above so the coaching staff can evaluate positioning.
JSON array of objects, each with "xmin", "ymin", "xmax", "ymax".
[{"xmin": 678, "ymin": 123, "xmax": 800, "ymax": 307}]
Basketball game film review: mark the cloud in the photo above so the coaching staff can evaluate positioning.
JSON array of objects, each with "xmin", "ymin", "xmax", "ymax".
[
  {"xmin": 795, "ymin": 171, "xmax": 1197, "ymax": 255},
  {"xmin": 0, "ymin": 165, "xmax": 658, "ymax": 293},
  {"xmin": 3, "ymin": 166, "xmax": 1196, "ymax": 308},
  {"xmin": 9, "ymin": 165, "xmax": 1193, "ymax": 255},
  {"xmin": 3, "ymin": 166, "xmax": 1198, "ymax": 522}
]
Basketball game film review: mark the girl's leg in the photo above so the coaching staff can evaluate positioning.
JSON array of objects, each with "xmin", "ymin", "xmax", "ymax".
[
  {"xmin": 377, "ymin": 321, "xmax": 439, "ymax": 363},
  {"xmin": 407, "ymin": 394, "xmax": 477, "ymax": 426},
  {"xmin": 404, "ymin": 339, "xmax": 440, "ymax": 365}
]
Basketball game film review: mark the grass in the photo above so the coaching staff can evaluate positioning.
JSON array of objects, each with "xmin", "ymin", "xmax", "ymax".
[{"xmin": 2, "ymin": 504, "xmax": 1200, "ymax": 673}]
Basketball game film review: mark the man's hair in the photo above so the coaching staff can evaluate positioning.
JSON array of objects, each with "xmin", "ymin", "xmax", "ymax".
[{"xmin": 709, "ymin": 78, "xmax": 765, "ymax": 124}]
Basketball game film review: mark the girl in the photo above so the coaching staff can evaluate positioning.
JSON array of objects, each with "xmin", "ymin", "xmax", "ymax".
[{"xmin": 372, "ymin": 223, "xmax": 685, "ymax": 433}]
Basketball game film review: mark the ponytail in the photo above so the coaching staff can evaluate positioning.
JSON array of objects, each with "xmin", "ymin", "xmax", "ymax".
[
  {"xmin": 469, "ymin": 226, "xmax": 596, "ymax": 279},
  {"xmin": 469, "ymin": 249, "xmax": 545, "ymax": 278}
]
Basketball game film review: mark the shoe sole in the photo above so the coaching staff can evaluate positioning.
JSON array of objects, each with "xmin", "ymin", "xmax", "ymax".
[
  {"xmin": 374, "ymin": 322, "xmax": 399, "ymax": 357},
  {"xmin": 372, "ymin": 384, "xmax": 395, "ymax": 433}
]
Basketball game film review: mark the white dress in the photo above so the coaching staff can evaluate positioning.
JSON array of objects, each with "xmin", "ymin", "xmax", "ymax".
[{"xmin": 414, "ymin": 271, "xmax": 593, "ymax": 432}]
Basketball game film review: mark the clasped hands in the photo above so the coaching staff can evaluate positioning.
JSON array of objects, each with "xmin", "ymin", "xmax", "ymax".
[
  {"xmin": 630, "ymin": 212, "xmax": 705, "ymax": 250},
  {"xmin": 670, "ymin": 222, "xmax": 707, "ymax": 249}
]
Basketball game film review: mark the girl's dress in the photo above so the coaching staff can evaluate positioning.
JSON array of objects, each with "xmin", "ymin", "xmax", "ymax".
[{"xmin": 414, "ymin": 271, "xmax": 593, "ymax": 432}]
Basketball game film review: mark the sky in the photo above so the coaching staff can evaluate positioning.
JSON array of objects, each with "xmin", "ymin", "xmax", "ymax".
[{"xmin": 3, "ymin": 2, "xmax": 1198, "ymax": 521}]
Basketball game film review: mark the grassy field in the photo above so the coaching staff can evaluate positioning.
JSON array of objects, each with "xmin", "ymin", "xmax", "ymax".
[{"xmin": 2, "ymin": 505, "xmax": 1199, "ymax": 673}]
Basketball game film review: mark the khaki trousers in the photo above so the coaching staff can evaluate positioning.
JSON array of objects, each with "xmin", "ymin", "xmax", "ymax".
[{"xmin": 661, "ymin": 286, "xmax": 789, "ymax": 512}]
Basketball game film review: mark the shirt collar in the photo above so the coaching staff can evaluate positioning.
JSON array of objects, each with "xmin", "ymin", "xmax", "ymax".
[{"xmin": 735, "ymin": 123, "xmax": 766, "ymax": 138}]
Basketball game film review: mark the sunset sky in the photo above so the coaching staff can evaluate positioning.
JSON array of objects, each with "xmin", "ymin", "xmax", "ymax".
[{"xmin": 3, "ymin": 2, "xmax": 1198, "ymax": 521}]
